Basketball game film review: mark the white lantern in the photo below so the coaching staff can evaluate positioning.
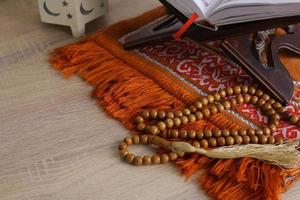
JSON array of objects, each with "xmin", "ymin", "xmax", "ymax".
[{"xmin": 38, "ymin": 0, "xmax": 108, "ymax": 37}]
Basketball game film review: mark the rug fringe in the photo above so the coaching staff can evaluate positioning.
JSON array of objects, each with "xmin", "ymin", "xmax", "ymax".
[{"xmin": 49, "ymin": 32, "xmax": 300, "ymax": 200}]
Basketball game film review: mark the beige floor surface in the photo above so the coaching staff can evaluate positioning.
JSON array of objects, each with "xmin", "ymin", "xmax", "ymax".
[{"xmin": 0, "ymin": 0, "xmax": 299, "ymax": 199}]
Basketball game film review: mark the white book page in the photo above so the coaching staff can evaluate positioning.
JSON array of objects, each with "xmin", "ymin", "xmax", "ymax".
[{"xmin": 193, "ymin": 0, "xmax": 223, "ymax": 17}]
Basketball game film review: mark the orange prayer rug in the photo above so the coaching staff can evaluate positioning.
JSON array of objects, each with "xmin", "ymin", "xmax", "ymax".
[{"xmin": 50, "ymin": 7, "xmax": 300, "ymax": 200}]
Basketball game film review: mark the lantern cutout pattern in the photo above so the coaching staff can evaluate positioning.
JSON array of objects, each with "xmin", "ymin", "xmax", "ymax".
[{"xmin": 38, "ymin": 0, "xmax": 108, "ymax": 37}]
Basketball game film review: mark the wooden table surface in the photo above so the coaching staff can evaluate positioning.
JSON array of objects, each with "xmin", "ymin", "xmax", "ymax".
[{"xmin": 0, "ymin": 0, "xmax": 299, "ymax": 199}]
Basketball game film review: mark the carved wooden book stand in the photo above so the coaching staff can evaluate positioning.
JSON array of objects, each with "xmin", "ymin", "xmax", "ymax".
[{"xmin": 124, "ymin": 0, "xmax": 300, "ymax": 105}]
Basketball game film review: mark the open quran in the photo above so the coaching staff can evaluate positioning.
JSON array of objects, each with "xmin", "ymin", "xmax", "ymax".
[{"xmin": 166, "ymin": 0, "xmax": 300, "ymax": 28}]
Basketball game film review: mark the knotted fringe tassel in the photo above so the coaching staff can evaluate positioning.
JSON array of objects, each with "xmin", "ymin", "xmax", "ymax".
[
  {"xmin": 171, "ymin": 141, "xmax": 300, "ymax": 168},
  {"xmin": 50, "ymin": 40, "xmax": 185, "ymax": 128},
  {"xmin": 177, "ymin": 154, "xmax": 300, "ymax": 200}
]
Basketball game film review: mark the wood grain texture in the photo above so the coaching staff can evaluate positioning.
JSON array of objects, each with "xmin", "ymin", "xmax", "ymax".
[{"xmin": 0, "ymin": 0, "xmax": 299, "ymax": 199}]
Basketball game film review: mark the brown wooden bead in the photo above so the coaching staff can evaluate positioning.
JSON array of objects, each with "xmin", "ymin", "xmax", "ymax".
[
  {"xmin": 270, "ymin": 113, "xmax": 280, "ymax": 122},
  {"xmin": 241, "ymin": 85, "xmax": 249, "ymax": 94},
  {"xmin": 204, "ymin": 130, "xmax": 213, "ymax": 138},
  {"xmin": 135, "ymin": 116, "xmax": 144, "ymax": 124},
  {"xmin": 213, "ymin": 93, "xmax": 221, "ymax": 101},
  {"xmin": 203, "ymin": 108, "xmax": 211, "ymax": 118},
  {"xmin": 124, "ymin": 136, "xmax": 133, "ymax": 145},
  {"xmin": 242, "ymin": 135, "xmax": 251, "ymax": 144},
  {"xmin": 169, "ymin": 153, "xmax": 178, "ymax": 161},
  {"xmin": 188, "ymin": 114, "xmax": 196, "ymax": 123},
  {"xmin": 217, "ymin": 137, "xmax": 226, "ymax": 146},
  {"xmin": 257, "ymin": 99, "xmax": 266, "ymax": 107},
  {"xmin": 132, "ymin": 135, "xmax": 140, "ymax": 144},
  {"xmin": 149, "ymin": 126, "xmax": 159, "ymax": 135},
  {"xmin": 290, "ymin": 115, "xmax": 299, "ymax": 124},
  {"xmin": 213, "ymin": 129, "xmax": 222, "ymax": 138},
  {"xmin": 251, "ymin": 96, "xmax": 259, "ymax": 104},
  {"xmin": 194, "ymin": 101, "xmax": 203, "ymax": 110},
  {"xmin": 171, "ymin": 129, "xmax": 179, "ymax": 139},
  {"xmin": 207, "ymin": 95, "xmax": 215, "ymax": 103},
  {"xmin": 277, "ymin": 107, "xmax": 285, "ymax": 114},
  {"xmin": 142, "ymin": 110, "xmax": 150, "ymax": 119},
  {"xmin": 275, "ymin": 137, "xmax": 284, "ymax": 144},
  {"xmin": 158, "ymin": 111, "xmax": 166, "ymax": 119},
  {"xmin": 161, "ymin": 154, "xmax": 170, "ymax": 163},
  {"xmin": 238, "ymin": 129, "xmax": 247, "ymax": 136},
  {"xmin": 234, "ymin": 85, "xmax": 242, "ymax": 94},
  {"xmin": 152, "ymin": 155, "xmax": 161, "ymax": 164},
  {"xmin": 234, "ymin": 135, "xmax": 243, "ymax": 144},
  {"xmin": 181, "ymin": 116, "xmax": 189, "ymax": 124},
  {"xmin": 230, "ymin": 98, "xmax": 238, "ymax": 106},
  {"xmin": 209, "ymin": 106, "xmax": 218, "ymax": 115},
  {"xmin": 256, "ymin": 89, "xmax": 264, "ymax": 97},
  {"xmin": 237, "ymin": 95, "xmax": 244, "ymax": 104},
  {"xmin": 223, "ymin": 101, "xmax": 231, "ymax": 110},
  {"xmin": 177, "ymin": 152, "xmax": 185, "ymax": 157},
  {"xmin": 226, "ymin": 136, "xmax": 235, "ymax": 145},
  {"xmin": 272, "ymin": 102, "xmax": 282, "ymax": 110},
  {"xmin": 182, "ymin": 108, "xmax": 191, "ymax": 115},
  {"xmin": 216, "ymin": 104, "xmax": 225, "ymax": 113},
  {"xmin": 188, "ymin": 130, "xmax": 196, "ymax": 139},
  {"xmin": 218, "ymin": 90, "xmax": 227, "ymax": 98},
  {"xmin": 126, "ymin": 154, "xmax": 135, "ymax": 163},
  {"xmin": 200, "ymin": 139, "xmax": 209, "ymax": 148},
  {"xmin": 143, "ymin": 155, "xmax": 152, "ymax": 165},
  {"xmin": 271, "ymin": 120, "xmax": 280, "ymax": 126},
  {"xmin": 247, "ymin": 129, "xmax": 256, "ymax": 137},
  {"xmin": 140, "ymin": 135, "xmax": 149, "ymax": 144},
  {"xmin": 179, "ymin": 130, "xmax": 188, "ymax": 139},
  {"xmin": 222, "ymin": 130, "xmax": 230, "ymax": 137},
  {"xmin": 120, "ymin": 149, "xmax": 129, "ymax": 158},
  {"xmin": 250, "ymin": 136, "xmax": 259, "ymax": 144},
  {"xmin": 137, "ymin": 123, "xmax": 146, "ymax": 132},
  {"xmin": 165, "ymin": 119, "xmax": 174, "ymax": 128},
  {"xmin": 230, "ymin": 130, "xmax": 239, "ymax": 137},
  {"xmin": 267, "ymin": 99, "xmax": 276, "ymax": 105},
  {"xmin": 256, "ymin": 129, "xmax": 264, "ymax": 136},
  {"xmin": 192, "ymin": 141, "xmax": 201, "ymax": 148},
  {"xmin": 226, "ymin": 87, "xmax": 234, "ymax": 96},
  {"xmin": 166, "ymin": 112, "xmax": 175, "ymax": 119},
  {"xmin": 196, "ymin": 131, "xmax": 204, "ymax": 139},
  {"xmin": 263, "ymin": 127, "xmax": 271, "ymax": 136},
  {"xmin": 157, "ymin": 122, "xmax": 167, "ymax": 131},
  {"xmin": 173, "ymin": 118, "xmax": 182, "ymax": 127},
  {"xmin": 248, "ymin": 86, "xmax": 256, "ymax": 95},
  {"xmin": 209, "ymin": 138, "xmax": 217, "ymax": 147},
  {"xmin": 201, "ymin": 98, "xmax": 209, "ymax": 106},
  {"xmin": 134, "ymin": 156, "xmax": 143, "ymax": 166},
  {"xmin": 262, "ymin": 94, "xmax": 270, "ymax": 101},
  {"xmin": 268, "ymin": 136, "xmax": 276, "ymax": 144},
  {"xmin": 150, "ymin": 110, "xmax": 158, "ymax": 119},
  {"xmin": 269, "ymin": 124, "xmax": 277, "ymax": 132},
  {"xmin": 259, "ymin": 135, "xmax": 268, "ymax": 144},
  {"xmin": 174, "ymin": 111, "xmax": 183, "ymax": 118},
  {"xmin": 262, "ymin": 103, "xmax": 272, "ymax": 111},
  {"xmin": 195, "ymin": 111, "xmax": 204, "ymax": 120},
  {"xmin": 189, "ymin": 105, "xmax": 198, "ymax": 113},
  {"xmin": 119, "ymin": 142, "xmax": 127, "ymax": 150},
  {"xmin": 265, "ymin": 109, "xmax": 276, "ymax": 116},
  {"xmin": 243, "ymin": 94, "xmax": 251, "ymax": 103}
]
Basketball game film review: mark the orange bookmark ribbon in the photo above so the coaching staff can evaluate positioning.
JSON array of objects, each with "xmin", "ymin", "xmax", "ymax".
[{"xmin": 173, "ymin": 13, "xmax": 199, "ymax": 40}]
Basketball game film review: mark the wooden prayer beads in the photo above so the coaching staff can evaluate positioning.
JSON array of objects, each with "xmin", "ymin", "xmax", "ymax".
[{"xmin": 119, "ymin": 85, "xmax": 299, "ymax": 166}]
